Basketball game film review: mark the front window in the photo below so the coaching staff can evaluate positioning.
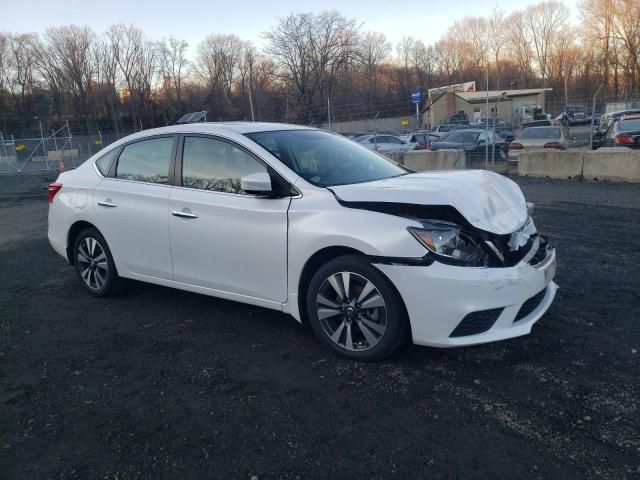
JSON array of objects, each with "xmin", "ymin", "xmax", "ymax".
[
  {"xmin": 181, "ymin": 136, "xmax": 267, "ymax": 194},
  {"xmin": 246, "ymin": 130, "xmax": 406, "ymax": 187}
]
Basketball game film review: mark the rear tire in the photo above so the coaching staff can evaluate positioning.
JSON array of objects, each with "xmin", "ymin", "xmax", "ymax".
[
  {"xmin": 305, "ymin": 255, "xmax": 408, "ymax": 361},
  {"xmin": 73, "ymin": 228, "xmax": 123, "ymax": 297}
]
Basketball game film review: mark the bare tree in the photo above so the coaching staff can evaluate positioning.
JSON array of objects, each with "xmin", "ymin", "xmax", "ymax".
[
  {"xmin": 159, "ymin": 37, "xmax": 189, "ymax": 114},
  {"xmin": 357, "ymin": 31, "xmax": 391, "ymax": 115},
  {"xmin": 264, "ymin": 10, "xmax": 359, "ymax": 123},
  {"xmin": 196, "ymin": 33, "xmax": 244, "ymax": 118},
  {"xmin": 524, "ymin": 1, "xmax": 570, "ymax": 87}
]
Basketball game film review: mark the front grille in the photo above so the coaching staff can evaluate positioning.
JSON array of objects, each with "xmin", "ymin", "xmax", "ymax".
[
  {"xmin": 450, "ymin": 308, "xmax": 503, "ymax": 337},
  {"xmin": 514, "ymin": 287, "xmax": 548, "ymax": 322},
  {"xmin": 528, "ymin": 236, "xmax": 549, "ymax": 266}
]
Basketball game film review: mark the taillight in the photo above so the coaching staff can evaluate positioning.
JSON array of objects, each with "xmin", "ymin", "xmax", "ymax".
[
  {"xmin": 509, "ymin": 142, "xmax": 523, "ymax": 150},
  {"xmin": 48, "ymin": 183, "xmax": 63, "ymax": 203},
  {"xmin": 543, "ymin": 142, "xmax": 564, "ymax": 149},
  {"xmin": 615, "ymin": 135, "xmax": 635, "ymax": 145}
]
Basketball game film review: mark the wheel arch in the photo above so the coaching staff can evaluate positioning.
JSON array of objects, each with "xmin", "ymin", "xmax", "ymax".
[
  {"xmin": 66, "ymin": 220, "xmax": 100, "ymax": 264},
  {"xmin": 296, "ymin": 246, "xmax": 410, "ymax": 337}
]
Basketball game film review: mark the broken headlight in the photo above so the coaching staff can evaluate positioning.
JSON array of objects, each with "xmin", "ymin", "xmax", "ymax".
[{"xmin": 408, "ymin": 221, "xmax": 488, "ymax": 267}]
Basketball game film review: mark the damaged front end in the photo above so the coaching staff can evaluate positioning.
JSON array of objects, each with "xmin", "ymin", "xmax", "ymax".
[{"xmin": 338, "ymin": 200, "xmax": 551, "ymax": 269}]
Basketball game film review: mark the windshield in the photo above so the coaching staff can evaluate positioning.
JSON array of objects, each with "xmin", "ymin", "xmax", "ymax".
[
  {"xmin": 445, "ymin": 131, "xmax": 480, "ymax": 143},
  {"xmin": 519, "ymin": 127, "xmax": 561, "ymax": 139},
  {"xmin": 245, "ymin": 130, "xmax": 407, "ymax": 187}
]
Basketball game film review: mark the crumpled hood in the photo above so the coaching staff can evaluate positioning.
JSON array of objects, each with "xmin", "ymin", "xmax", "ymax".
[{"xmin": 329, "ymin": 170, "xmax": 528, "ymax": 235}]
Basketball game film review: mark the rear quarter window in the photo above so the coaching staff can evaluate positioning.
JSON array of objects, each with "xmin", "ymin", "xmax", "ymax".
[{"xmin": 95, "ymin": 149, "xmax": 119, "ymax": 176}]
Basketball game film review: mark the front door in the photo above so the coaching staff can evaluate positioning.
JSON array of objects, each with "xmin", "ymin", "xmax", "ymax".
[{"xmin": 168, "ymin": 135, "xmax": 290, "ymax": 302}]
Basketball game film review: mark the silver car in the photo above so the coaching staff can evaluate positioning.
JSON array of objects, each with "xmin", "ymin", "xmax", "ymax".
[
  {"xmin": 509, "ymin": 126, "xmax": 574, "ymax": 159},
  {"xmin": 355, "ymin": 134, "xmax": 415, "ymax": 153}
]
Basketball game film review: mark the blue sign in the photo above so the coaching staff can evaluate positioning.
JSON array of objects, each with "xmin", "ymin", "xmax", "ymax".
[{"xmin": 411, "ymin": 88, "xmax": 424, "ymax": 104}]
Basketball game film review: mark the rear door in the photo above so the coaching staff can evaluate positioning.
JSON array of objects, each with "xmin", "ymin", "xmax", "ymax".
[
  {"xmin": 168, "ymin": 135, "xmax": 290, "ymax": 303},
  {"xmin": 93, "ymin": 135, "xmax": 176, "ymax": 279}
]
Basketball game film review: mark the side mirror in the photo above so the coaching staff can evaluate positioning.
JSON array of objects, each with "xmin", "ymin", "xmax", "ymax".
[{"xmin": 241, "ymin": 171, "xmax": 272, "ymax": 195}]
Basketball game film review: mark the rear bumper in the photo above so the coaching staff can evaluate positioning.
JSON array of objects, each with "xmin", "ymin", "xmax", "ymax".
[{"xmin": 375, "ymin": 248, "xmax": 557, "ymax": 347}]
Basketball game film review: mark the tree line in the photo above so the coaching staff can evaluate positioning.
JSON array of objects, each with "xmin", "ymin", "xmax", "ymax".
[{"xmin": 0, "ymin": 0, "xmax": 638, "ymax": 136}]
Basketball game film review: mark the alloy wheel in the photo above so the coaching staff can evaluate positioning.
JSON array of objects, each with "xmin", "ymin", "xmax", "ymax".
[
  {"xmin": 77, "ymin": 237, "xmax": 108, "ymax": 290},
  {"xmin": 316, "ymin": 271, "xmax": 387, "ymax": 351}
]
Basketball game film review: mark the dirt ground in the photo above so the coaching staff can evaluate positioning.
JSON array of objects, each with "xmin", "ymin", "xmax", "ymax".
[{"xmin": 0, "ymin": 172, "xmax": 638, "ymax": 479}]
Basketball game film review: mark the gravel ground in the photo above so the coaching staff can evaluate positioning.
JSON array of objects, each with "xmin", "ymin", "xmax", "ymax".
[{"xmin": 0, "ymin": 172, "xmax": 639, "ymax": 479}]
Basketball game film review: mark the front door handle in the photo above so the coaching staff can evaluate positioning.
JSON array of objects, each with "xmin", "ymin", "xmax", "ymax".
[
  {"xmin": 98, "ymin": 200, "xmax": 117, "ymax": 208},
  {"xmin": 172, "ymin": 209, "xmax": 198, "ymax": 219}
]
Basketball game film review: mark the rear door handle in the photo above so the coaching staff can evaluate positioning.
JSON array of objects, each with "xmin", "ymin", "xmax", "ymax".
[
  {"xmin": 172, "ymin": 209, "xmax": 198, "ymax": 219},
  {"xmin": 98, "ymin": 200, "xmax": 117, "ymax": 208}
]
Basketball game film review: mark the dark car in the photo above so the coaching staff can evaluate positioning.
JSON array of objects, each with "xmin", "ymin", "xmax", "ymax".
[
  {"xmin": 556, "ymin": 106, "xmax": 588, "ymax": 126},
  {"xmin": 592, "ymin": 110, "xmax": 640, "ymax": 149},
  {"xmin": 430, "ymin": 129, "xmax": 508, "ymax": 161},
  {"xmin": 602, "ymin": 117, "xmax": 640, "ymax": 149},
  {"xmin": 442, "ymin": 112, "xmax": 469, "ymax": 125},
  {"xmin": 409, "ymin": 132, "xmax": 439, "ymax": 150}
]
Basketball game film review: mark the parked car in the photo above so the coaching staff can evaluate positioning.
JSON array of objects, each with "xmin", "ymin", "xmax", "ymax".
[
  {"xmin": 592, "ymin": 109, "xmax": 640, "ymax": 149},
  {"xmin": 474, "ymin": 118, "xmax": 514, "ymax": 143},
  {"xmin": 514, "ymin": 120, "xmax": 553, "ymax": 140},
  {"xmin": 408, "ymin": 132, "xmax": 439, "ymax": 150},
  {"xmin": 48, "ymin": 122, "xmax": 557, "ymax": 361},
  {"xmin": 477, "ymin": 117, "xmax": 512, "ymax": 131},
  {"xmin": 442, "ymin": 112, "xmax": 469, "ymax": 125},
  {"xmin": 601, "ymin": 116, "xmax": 640, "ymax": 149},
  {"xmin": 355, "ymin": 134, "xmax": 415, "ymax": 153},
  {"xmin": 508, "ymin": 126, "xmax": 575, "ymax": 159},
  {"xmin": 555, "ymin": 106, "xmax": 588, "ymax": 126},
  {"xmin": 430, "ymin": 129, "xmax": 508, "ymax": 161},
  {"xmin": 430, "ymin": 124, "xmax": 456, "ymax": 137}
]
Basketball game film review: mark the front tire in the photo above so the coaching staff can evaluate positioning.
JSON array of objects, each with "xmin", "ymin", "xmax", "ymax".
[
  {"xmin": 73, "ymin": 228, "xmax": 123, "ymax": 297},
  {"xmin": 306, "ymin": 255, "xmax": 408, "ymax": 361}
]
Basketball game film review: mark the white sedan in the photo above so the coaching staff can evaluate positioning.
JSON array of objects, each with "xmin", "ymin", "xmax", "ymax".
[{"xmin": 48, "ymin": 122, "xmax": 557, "ymax": 361}]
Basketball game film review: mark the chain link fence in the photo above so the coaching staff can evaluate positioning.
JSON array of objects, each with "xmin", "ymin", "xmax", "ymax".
[{"xmin": 0, "ymin": 125, "xmax": 135, "ymax": 174}]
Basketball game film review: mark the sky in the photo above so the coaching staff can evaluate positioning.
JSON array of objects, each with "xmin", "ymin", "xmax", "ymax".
[{"xmin": 1, "ymin": 0, "xmax": 581, "ymax": 56}]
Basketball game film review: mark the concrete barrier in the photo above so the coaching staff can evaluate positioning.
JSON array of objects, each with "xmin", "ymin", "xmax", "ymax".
[
  {"xmin": 517, "ymin": 149, "xmax": 584, "ymax": 179},
  {"xmin": 517, "ymin": 148, "xmax": 640, "ymax": 183},
  {"xmin": 404, "ymin": 149, "xmax": 467, "ymax": 171},
  {"xmin": 583, "ymin": 150, "xmax": 640, "ymax": 182},
  {"xmin": 384, "ymin": 149, "xmax": 467, "ymax": 170}
]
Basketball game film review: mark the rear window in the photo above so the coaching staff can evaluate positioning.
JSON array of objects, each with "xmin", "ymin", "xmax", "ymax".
[
  {"xmin": 518, "ymin": 127, "xmax": 561, "ymax": 139},
  {"xmin": 618, "ymin": 119, "xmax": 640, "ymax": 131},
  {"xmin": 116, "ymin": 137, "xmax": 174, "ymax": 184},
  {"xmin": 446, "ymin": 131, "xmax": 479, "ymax": 143}
]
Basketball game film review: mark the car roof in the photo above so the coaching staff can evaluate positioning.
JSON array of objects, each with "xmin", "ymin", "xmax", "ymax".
[
  {"xmin": 125, "ymin": 122, "xmax": 313, "ymax": 138},
  {"xmin": 446, "ymin": 129, "xmax": 484, "ymax": 134}
]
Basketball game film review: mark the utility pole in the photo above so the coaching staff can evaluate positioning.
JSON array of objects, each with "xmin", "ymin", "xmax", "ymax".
[
  {"xmin": 373, "ymin": 111, "xmax": 380, "ymax": 151},
  {"xmin": 485, "ymin": 66, "xmax": 489, "ymax": 168},
  {"xmin": 589, "ymin": 84, "xmax": 603, "ymax": 150},
  {"xmin": 248, "ymin": 88, "xmax": 256, "ymax": 122}
]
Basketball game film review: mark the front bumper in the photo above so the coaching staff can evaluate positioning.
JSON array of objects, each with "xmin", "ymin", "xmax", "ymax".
[{"xmin": 374, "ymin": 247, "xmax": 557, "ymax": 347}]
